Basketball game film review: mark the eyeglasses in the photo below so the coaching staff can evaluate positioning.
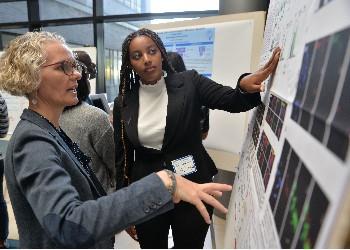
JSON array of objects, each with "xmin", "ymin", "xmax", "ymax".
[{"xmin": 42, "ymin": 60, "xmax": 83, "ymax": 76}]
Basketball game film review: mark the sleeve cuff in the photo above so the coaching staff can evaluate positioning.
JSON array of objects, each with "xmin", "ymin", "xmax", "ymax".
[{"xmin": 237, "ymin": 73, "xmax": 251, "ymax": 94}]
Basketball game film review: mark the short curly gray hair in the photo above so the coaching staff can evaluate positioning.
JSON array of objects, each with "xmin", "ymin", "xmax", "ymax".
[{"xmin": 0, "ymin": 31, "xmax": 65, "ymax": 96}]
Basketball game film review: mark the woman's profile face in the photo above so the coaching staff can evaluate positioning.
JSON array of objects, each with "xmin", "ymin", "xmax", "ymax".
[
  {"xmin": 129, "ymin": 35, "xmax": 163, "ymax": 85},
  {"xmin": 38, "ymin": 41, "xmax": 81, "ymax": 110}
]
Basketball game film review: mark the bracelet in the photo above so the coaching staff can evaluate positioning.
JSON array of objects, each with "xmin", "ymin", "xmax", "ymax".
[{"xmin": 164, "ymin": 170, "xmax": 177, "ymax": 196}]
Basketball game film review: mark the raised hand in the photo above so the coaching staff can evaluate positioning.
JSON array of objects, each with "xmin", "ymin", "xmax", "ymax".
[
  {"xmin": 239, "ymin": 47, "xmax": 281, "ymax": 93},
  {"xmin": 174, "ymin": 177, "xmax": 231, "ymax": 224}
]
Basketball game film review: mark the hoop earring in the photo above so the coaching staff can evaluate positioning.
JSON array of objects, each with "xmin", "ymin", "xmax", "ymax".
[{"xmin": 163, "ymin": 70, "xmax": 168, "ymax": 78}]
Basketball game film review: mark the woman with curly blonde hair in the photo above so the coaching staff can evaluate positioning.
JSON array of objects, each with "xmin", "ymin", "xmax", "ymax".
[{"xmin": 0, "ymin": 31, "xmax": 231, "ymax": 248}]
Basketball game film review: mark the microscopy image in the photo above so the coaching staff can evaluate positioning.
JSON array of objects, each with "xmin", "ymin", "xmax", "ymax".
[
  {"xmin": 263, "ymin": 152, "xmax": 275, "ymax": 189},
  {"xmin": 300, "ymin": 37, "xmax": 329, "ymax": 131},
  {"xmin": 269, "ymin": 141, "xmax": 292, "ymax": 212},
  {"xmin": 266, "ymin": 94, "xmax": 288, "ymax": 139},
  {"xmin": 269, "ymin": 141, "xmax": 329, "ymax": 249},
  {"xmin": 280, "ymin": 164, "xmax": 312, "ymax": 248},
  {"xmin": 296, "ymin": 183, "xmax": 329, "ymax": 249},
  {"xmin": 274, "ymin": 150, "xmax": 299, "ymax": 232},
  {"xmin": 311, "ymin": 28, "xmax": 350, "ymax": 142},
  {"xmin": 256, "ymin": 104, "xmax": 266, "ymax": 126},
  {"xmin": 327, "ymin": 126, "xmax": 348, "ymax": 161},
  {"xmin": 276, "ymin": 120, "xmax": 283, "ymax": 139},
  {"xmin": 280, "ymin": 101, "xmax": 287, "ymax": 121},
  {"xmin": 257, "ymin": 132, "xmax": 274, "ymax": 185},
  {"xmin": 291, "ymin": 103, "xmax": 301, "ymax": 123},
  {"xmin": 292, "ymin": 42, "xmax": 315, "ymax": 122},
  {"xmin": 251, "ymin": 104, "xmax": 266, "ymax": 147},
  {"xmin": 327, "ymin": 49, "xmax": 350, "ymax": 160},
  {"xmin": 292, "ymin": 27, "xmax": 350, "ymax": 161},
  {"xmin": 266, "ymin": 108, "xmax": 273, "ymax": 125},
  {"xmin": 300, "ymin": 109, "xmax": 312, "ymax": 133}
]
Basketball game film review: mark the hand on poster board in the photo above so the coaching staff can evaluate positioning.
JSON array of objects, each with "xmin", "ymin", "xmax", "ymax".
[{"xmin": 239, "ymin": 47, "xmax": 281, "ymax": 93}]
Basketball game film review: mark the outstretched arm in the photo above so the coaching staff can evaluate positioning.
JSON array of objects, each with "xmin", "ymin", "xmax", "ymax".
[{"xmin": 239, "ymin": 47, "xmax": 281, "ymax": 93}]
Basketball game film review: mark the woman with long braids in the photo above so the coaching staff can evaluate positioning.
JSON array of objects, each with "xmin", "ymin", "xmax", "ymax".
[{"xmin": 113, "ymin": 28, "xmax": 281, "ymax": 248}]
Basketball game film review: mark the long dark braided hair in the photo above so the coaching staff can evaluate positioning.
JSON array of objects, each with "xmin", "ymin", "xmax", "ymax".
[{"xmin": 118, "ymin": 28, "xmax": 175, "ymax": 185}]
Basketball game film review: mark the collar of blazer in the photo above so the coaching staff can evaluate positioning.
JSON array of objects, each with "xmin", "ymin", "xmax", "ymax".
[
  {"xmin": 122, "ymin": 72, "xmax": 186, "ymax": 151},
  {"xmin": 21, "ymin": 108, "xmax": 105, "ymax": 197}
]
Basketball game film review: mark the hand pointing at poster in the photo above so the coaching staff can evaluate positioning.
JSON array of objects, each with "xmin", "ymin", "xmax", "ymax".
[{"xmin": 239, "ymin": 47, "xmax": 281, "ymax": 93}]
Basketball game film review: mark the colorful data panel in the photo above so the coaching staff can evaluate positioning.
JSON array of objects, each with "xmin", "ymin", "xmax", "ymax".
[{"xmin": 227, "ymin": 0, "xmax": 350, "ymax": 248}]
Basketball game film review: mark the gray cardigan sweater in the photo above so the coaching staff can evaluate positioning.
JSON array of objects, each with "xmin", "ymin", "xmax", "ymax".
[
  {"xmin": 60, "ymin": 102, "xmax": 116, "ymax": 193},
  {"xmin": 0, "ymin": 93, "xmax": 9, "ymax": 138},
  {"xmin": 5, "ymin": 109, "xmax": 173, "ymax": 248}
]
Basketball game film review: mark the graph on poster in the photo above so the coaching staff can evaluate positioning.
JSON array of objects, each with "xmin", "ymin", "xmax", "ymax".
[{"xmin": 225, "ymin": 0, "xmax": 350, "ymax": 248}]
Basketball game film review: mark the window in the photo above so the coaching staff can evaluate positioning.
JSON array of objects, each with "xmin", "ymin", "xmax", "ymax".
[
  {"xmin": 0, "ymin": 1, "xmax": 28, "ymax": 23},
  {"xmin": 39, "ymin": 0, "xmax": 92, "ymax": 20}
]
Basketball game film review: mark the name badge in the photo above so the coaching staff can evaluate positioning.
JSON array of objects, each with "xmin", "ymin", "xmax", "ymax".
[{"xmin": 171, "ymin": 155, "xmax": 197, "ymax": 176}]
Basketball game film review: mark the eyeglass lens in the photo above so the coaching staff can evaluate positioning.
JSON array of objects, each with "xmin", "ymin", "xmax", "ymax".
[{"xmin": 62, "ymin": 61, "xmax": 83, "ymax": 75}]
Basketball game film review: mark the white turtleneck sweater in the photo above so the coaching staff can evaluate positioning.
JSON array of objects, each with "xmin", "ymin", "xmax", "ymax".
[{"xmin": 138, "ymin": 76, "xmax": 168, "ymax": 150}]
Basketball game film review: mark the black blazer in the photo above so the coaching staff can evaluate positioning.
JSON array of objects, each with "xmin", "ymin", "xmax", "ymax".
[{"xmin": 114, "ymin": 70, "xmax": 261, "ymax": 189}]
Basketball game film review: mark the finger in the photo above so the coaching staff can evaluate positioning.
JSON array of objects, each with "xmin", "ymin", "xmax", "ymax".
[
  {"xmin": 263, "ymin": 50, "xmax": 281, "ymax": 75},
  {"xmin": 200, "ymin": 192, "xmax": 228, "ymax": 214},
  {"xmin": 260, "ymin": 82, "xmax": 265, "ymax": 92},
  {"xmin": 209, "ymin": 190, "xmax": 223, "ymax": 197},
  {"xmin": 259, "ymin": 53, "xmax": 280, "ymax": 81},
  {"xmin": 194, "ymin": 198, "xmax": 211, "ymax": 224},
  {"xmin": 261, "ymin": 49, "xmax": 281, "ymax": 78},
  {"xmin": 262, "ymin": 47, "xmax": 280, "ymax": 69},
  {"xmin": 201, "ymin": 183, "xmax": 232, "ymax": 193}
]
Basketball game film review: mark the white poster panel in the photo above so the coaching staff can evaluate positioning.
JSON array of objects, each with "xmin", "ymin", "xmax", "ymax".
[{"xmin": 225, "ymin": 0, "xmax": 350, "ymax": 248}]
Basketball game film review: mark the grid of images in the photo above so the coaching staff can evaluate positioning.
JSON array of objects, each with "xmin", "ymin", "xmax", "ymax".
[
  {"xmin": 256, "ymin": 131, "xmax": 275, "ymax": 189},
  {"xmin": 291, "ymin": 26, "xmax": 350, "ymax": 161},
  {"xmin": 266, "ymin": 94, "xmax": 287, "ymax": 139},
  {"xmin": 252, "ymin": 104, "xmax": 266, "ymax": 147},
  {"xmin": 269, "ymin": 140, "xmax": 329, "ymax": 248}
]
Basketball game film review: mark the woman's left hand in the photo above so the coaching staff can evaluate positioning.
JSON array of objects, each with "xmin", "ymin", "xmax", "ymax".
[{"xmin": 239, "ymin": 47, "xmax": 281, "ymax": 93}]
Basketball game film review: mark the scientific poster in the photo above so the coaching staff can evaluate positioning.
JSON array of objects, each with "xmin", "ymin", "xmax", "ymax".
[
  {"xmin": 225, "ymin": 0, "xmax": 350, "ymax": 248},
  {"xmin": 159, "ymin": 28, "xmax": 215, "ymax": 77}
]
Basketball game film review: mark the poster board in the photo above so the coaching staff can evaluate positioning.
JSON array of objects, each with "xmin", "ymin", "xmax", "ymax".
[
  {"xmin": 225, "ymin": 0, "xmax": 350, "ymax": 248},
  {"xmin": 146, "ymin": 12, "xmax": 266, "ymax": 171}
]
